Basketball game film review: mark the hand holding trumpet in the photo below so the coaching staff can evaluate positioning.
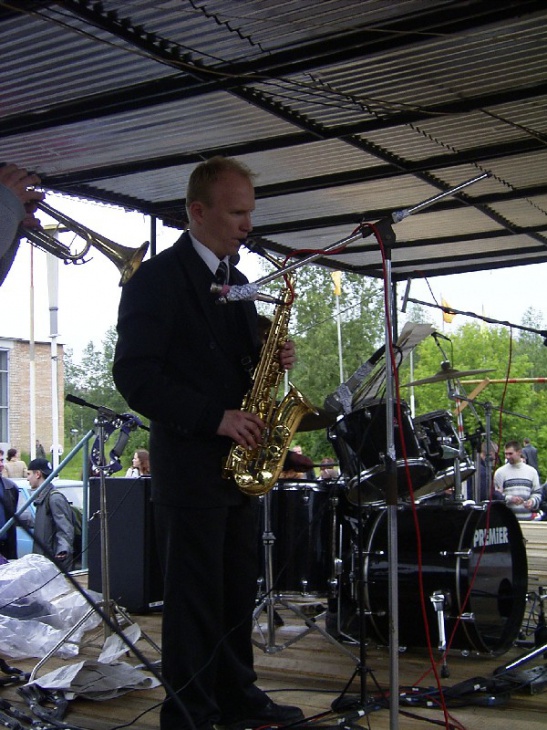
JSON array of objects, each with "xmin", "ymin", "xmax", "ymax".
[{"xmin": 0, "ymin": 163, "xmax": 44, "ymax": 229}]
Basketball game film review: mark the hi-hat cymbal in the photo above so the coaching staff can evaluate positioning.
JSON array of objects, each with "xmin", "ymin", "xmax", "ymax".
[{"xmin": 404, "ymin": 367, "xmax": 494, "ymax": 387}]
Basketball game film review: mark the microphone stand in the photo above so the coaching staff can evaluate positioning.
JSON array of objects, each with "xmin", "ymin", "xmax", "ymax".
[
  {"xmin": 330, "ymin": 224, "xmax": 400, "ymax": 726},
  {"xmin": 30, "ymin": 398, "xmax": 160, "ymax": 681},
  {"xmin": 382, "ymin": 240, "xmax": 401, "ymax": 730}
]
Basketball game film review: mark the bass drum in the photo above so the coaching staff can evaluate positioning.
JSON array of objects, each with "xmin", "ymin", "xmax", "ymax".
[
  {"xmin": 337, "ymin": 502, "xmax": 527, "ymax": 654},
  {"xmin": 329, "ymin": 400, "xmax": 435, "ymax": 507},
  {"xmin": 257, "ymin": 480, "xmax": 334, "ymax": 596},
  {"xmin": 414, "ymin": 410, "xmax": 475, "ymax": 497}
]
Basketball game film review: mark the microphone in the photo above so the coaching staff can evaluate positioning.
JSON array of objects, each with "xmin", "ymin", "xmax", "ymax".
[
  {"xmin": 65, "ymin": 393, "xmax": 91, "ymax": 408},
  {"xmin": 401, "ymin": 279, "xmax": 411, "ymax": 313},
  {"xmin": 65, "ymin": 393, "xmax": 149, "ymax": 430},
  {"xmin": 244, "ymin": 238, "xmax": 268, "ymax": 258}
]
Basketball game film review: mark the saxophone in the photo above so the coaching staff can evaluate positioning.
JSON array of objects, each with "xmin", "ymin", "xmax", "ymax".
[{"xmin": 223, "ymin": 273, "xmax": 317, "ymax": 496}]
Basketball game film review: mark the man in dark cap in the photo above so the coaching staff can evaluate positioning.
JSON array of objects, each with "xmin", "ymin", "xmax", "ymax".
[{"xmin": 27, "ymin": 458, "xmax": 74, "ymax": 571}]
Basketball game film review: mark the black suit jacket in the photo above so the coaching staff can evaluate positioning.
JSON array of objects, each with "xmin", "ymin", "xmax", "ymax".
[{"xmin": 113, "ymin": 232, "xmax": 261, "ymax": 508}]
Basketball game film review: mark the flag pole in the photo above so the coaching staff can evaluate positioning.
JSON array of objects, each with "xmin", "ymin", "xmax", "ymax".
[{"xmin": 332, "ymin": 272, "xmax": 344, "ymax": 384}]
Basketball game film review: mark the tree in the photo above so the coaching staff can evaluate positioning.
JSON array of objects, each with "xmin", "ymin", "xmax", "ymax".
[
  {"xmin": 64, "ymin": 327, "xmax": 149, "ymax": 474},
  {"xmin": 401, "ymin": 316, "xmax": 547, "ymax": 479},
  {"xmin": 269, "ymin": 265, "xmax": 385, "ymax": 464}
]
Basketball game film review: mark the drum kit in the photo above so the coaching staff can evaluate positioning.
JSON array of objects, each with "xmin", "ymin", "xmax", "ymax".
[{"xmin": 254, "ymin": 361, "xmax": 528, "ymax": 662}]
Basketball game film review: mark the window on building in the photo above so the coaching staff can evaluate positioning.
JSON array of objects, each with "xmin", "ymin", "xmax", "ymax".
[{"xmin": 0, "ymin": 349, "xmax": 7, "ymax": 442}]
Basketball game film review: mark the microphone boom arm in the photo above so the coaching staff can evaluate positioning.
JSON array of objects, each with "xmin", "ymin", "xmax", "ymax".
[{"xmin": 213, "ymin": 172, "xmax": 489, "ymax": 302}]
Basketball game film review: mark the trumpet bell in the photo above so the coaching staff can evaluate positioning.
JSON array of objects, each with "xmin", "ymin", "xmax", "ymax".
[
  {"xmin": 24, "ymin": 201, "xmax": 150, "ymax": 285},
  {"xmin": 97, "ymin": 237, "xmax": 150, "ymax": 286}
]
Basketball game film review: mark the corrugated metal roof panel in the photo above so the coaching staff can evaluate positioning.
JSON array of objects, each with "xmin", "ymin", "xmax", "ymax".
[{"xmin": 0, "ymin": 0, "xmax": 545, "ymax": 280}]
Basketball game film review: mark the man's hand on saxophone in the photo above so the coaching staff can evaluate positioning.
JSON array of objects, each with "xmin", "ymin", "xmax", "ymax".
[
  {"xmin": 217, "ymin": 339, "xmax": 296, "ymax": 448},
  {"xmin": 279, "ymin": 338, "xmax": 296, "ymax": 370},
  {"xmin": 217, "ymin": 410, "xmax": 265, "ymax": 449}
]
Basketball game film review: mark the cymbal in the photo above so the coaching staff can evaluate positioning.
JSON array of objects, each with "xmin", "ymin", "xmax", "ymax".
[
  {"xmin": 297, "ymin": 407, "xmax": 337, "ymax": 432},
  {"xmin": 404, "ymin": 367, "xmax": 494, "ymax": 387}
]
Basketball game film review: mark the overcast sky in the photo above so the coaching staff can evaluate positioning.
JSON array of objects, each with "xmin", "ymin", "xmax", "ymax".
[{"xmin": 2, "ymin": 195, "xmax": 546, "ymax": 362}]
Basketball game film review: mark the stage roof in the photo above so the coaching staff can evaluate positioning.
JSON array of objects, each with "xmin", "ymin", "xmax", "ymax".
[{"xmin": 2, "ymin": 0, "xmax": 547, "ymax": 281}]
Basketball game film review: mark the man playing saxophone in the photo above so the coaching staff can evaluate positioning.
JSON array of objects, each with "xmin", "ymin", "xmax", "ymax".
[{"xmin": 113, "ymin": 157, "xmax": 303, "ymax": 730}]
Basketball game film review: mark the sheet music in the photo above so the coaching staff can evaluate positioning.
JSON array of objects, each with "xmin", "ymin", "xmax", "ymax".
[{"xmin": 324, "ymin": 322, "xmax": 434, "ymax": 414}]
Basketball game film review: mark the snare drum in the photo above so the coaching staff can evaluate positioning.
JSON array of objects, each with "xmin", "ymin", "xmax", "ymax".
[{"xmin": 329, "ymin": 400, "xmax": 434, "ymax": 506}]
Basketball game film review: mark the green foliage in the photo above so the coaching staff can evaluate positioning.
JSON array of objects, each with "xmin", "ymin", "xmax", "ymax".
[
  {"xmin": 64, "ymin": 326, "xmax": 149, "ymax": 475},
  {"xmin": 283, "ymin": 266, "xmax": 385, "ymax": 463},
  {"xmin": 403, "ymin": 308, "xmax": 547, "ymax": 479}
]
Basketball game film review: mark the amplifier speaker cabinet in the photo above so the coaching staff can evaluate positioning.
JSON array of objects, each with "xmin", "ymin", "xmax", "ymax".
[{"xmin": 87, "ymin": 477, "xmax": 163, "ymax": 613}]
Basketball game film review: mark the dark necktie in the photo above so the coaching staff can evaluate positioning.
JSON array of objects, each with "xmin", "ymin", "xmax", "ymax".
[{"xmin": 215, "ymin": 261, "xmax": 228, "ymax": 286}]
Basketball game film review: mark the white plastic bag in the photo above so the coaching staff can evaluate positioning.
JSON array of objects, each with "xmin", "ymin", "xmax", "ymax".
[{"xmin": 0, "ymin": 553, "xmax": 101, "ymax": 658}]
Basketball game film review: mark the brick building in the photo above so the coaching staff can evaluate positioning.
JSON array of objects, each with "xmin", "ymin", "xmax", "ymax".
[{"xmin": 0, "ymin": 336, "xmax": 64, "ymax": 458}]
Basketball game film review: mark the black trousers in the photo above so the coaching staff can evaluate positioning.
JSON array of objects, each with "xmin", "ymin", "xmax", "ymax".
[{"xmin": 154, "ymin": 499, "xmax": 267, "ymax": 730}]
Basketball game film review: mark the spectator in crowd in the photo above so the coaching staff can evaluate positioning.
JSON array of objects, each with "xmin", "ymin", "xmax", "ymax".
[
  {"xmin": 319, "ymin": 457, "xmax": 340, "ymax": 480},
  {"xmin": 494, "ymin": 440, "xmax": 542, "ymax": 520},
  {"xmin": 0, "ymin": 450, "xmax": 20, "ymax": 560},
  {"xmin": 4, "ymin": 448, "xmax": 28, "ymax": 478},
  {"xmin": 475, "ymin": 441, "xmax": 504, "ymax": 502},
  {"xmin": 522, "ymin": 437, "xmax": 539, "ymax": 476},
  {"xmin": 35, "ymin": 440, "xmax": 47, "ymax": 459},
  {"xmin": 27, "ymin": 458, "xmax": 74, "ymax": 571},
  {"xmin": 125, "ymin": 449, "xmax": 151, "ymax": 477}
]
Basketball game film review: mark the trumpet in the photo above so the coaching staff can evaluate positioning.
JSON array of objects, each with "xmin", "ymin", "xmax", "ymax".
[{"xmin": 23, "ymin": 201, "xmax": 149, "ymax": 285}]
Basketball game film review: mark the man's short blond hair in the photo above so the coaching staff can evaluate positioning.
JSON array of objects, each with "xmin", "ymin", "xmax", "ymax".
[{"xmin": 186, "ymin": 156, "xmax": 256, "ymax": 210}]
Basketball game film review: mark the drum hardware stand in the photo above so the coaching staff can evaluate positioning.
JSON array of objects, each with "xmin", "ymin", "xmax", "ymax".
[
  {"xmin": 253, "ymin": 489, "xmax": 358, "ymax": 662},
  {"xmin": 431, "ymin": 592, "xmax": 451, "ymax": 678},
  {"xmin": 494, "ymin": 586, "xmax": 547, "ymax": 677},
  {"xmin": 331, "ymin": 470, "xmax": 386, "ymax": 715},
  {"xmin": 30, "ymin": 400, "xmax": 161, "ymax": 682},
  {"xmin": 440, "ymin": 443, "xmax": 464, "ymax": 502}
]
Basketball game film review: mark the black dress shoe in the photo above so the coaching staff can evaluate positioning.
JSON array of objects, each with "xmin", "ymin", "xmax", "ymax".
[{"xmin": 218, "ymin": 699, "xmax": 305, "ymax": 729}]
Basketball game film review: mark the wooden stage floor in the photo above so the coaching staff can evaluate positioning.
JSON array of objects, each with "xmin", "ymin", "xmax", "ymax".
[
  {"xmin": 0, "ymin": 585, "xmax": 545, "ymax": 730},
  {"xmin": 1, "ymin": 517, "xmax": 545, "ymax": 730}
]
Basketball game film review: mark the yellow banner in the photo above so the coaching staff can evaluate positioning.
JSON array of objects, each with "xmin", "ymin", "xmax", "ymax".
[
  {"xmin": 331, "ymin": 270, "xmax": 342, "ymax": 296},
  {"xmin": 441, "ymin": 297, "xmax": 455, "ymax": 323}
]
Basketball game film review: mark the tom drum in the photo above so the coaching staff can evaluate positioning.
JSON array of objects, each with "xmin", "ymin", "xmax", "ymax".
[
  {"xmin": 329, "ymin": 400, "xmax": 435, "ymax": 506},
  {"xmin": 257, "ymin": 480, "xmax": 334, "ymax": 596},
  {"xmin": 414, "ymin": 410, "xmax": 475, "ymax": 496}
]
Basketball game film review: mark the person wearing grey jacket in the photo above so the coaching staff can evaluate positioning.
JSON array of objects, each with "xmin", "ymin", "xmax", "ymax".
[
  {"xmin": 0, "ymin": 162, "xmax": 44, "ymax": 285},
  {"xmin": 27, "ymin": 458, "xmax": 74, "ymax": 571}
]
